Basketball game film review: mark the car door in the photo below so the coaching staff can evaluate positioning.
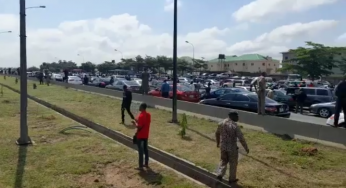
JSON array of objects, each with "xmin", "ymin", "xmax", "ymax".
[
  {"xmin": 215, "ymin": 94, "xmax": 236, "ymax": 108},
  {"xmin": 229, "ymin": 94, "xmax": 251, "ymax": 111},
  {"xmin": 301, "ymin": 88, "xmax": 316, "ymax": 106}
]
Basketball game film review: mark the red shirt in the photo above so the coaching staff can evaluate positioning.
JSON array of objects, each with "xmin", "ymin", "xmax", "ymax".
[{"xmin": 136, "ymin": 111, "xmax": 151, "ymax": 139}]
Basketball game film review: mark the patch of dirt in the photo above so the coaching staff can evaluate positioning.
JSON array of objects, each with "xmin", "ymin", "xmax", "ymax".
[
  {"xmin": 37, "ymin": 115, "xmax": 57, "ymax": 121},
  {"xmin": 2, "ymin": 99, "xmax": 10, "ymax": 103},
  {"xmin": 78, "ymin": 162, "xmax": 163, "ymax": 188},
  {"xmin": 38, "ymin": 135, "xmax": 67, "ymax": 144},
  {"xmin": 300, "ymin": 147, "xmax": 318, "ymax": 156}
]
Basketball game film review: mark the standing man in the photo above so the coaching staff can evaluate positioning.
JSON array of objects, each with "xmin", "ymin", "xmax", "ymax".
[
  {"xmin": 38, "ymin": 71, "xmax": 44, "ymax": 85},
  {"xmin": 205, "ymin": 82, "xmax": 212, "ymax": 96},
  {"xmin": 257, "ymin": 72, "xmax": 267, "ymax": 115},
  {"xmin": 334, "ymin": 78, "xmax": 346, "ymax": 127},
  {"xmin": 141, "ymin": 68, "xmax": 150, "ymax": 95},
  {"xmin": 294, "ymin": 88, "xmax": 307, "ymax": 114},
  {"xmin": 132, "ymin": 103, "xmax": 151, "ymax": 170},
  {"xmin": 63, "ymin": 69, "xmax": 69, "ymax": 83},
  {"xmin": 215, "ymin": 111, "xmax": 249, "ymax": 184},
  {"xmin": 121, "ymin": 85, "xmax": 135, "ymax": 124},
  {"xmin": 161, "ymin": 80, "xmax": 170, "ymax": 98}
]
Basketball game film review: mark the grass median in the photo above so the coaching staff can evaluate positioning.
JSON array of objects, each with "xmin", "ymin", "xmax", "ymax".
[
  {"xmin": 1, "ymin": 77, "xmax": 346, "ymax": 188},
  {"xmin": 0, "ymin": 86, "xmax": 203, "ymax": 188}
]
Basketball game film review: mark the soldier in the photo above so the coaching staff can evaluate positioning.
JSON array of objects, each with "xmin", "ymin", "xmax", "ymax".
[
  {"xmin": 215, "ymin": 111, "xmax": 249, "ymax": 184},
  {"xmin": 257, "ymin": 72, "xmax": 267, "ymax": 115},
  {"xmin": 141, "ymin": 68, "xmax": 150, "ymax": 95}
]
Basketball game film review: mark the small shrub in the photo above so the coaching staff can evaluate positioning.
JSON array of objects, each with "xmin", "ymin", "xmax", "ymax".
[{"xmin": 179, "ymin": 114, "xmax": 188, "ymax": 138}]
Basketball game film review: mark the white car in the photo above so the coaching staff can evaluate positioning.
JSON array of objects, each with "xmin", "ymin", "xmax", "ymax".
[
  {"xmin": 326, "ymin": 113, "xmax": 345, "ymax": 128},
  {"xmin": 68, "ymin": 76, "xmax": 83, "ymax": 85},
  {"xmin": 52, "ymin": 73, "xmax": 63, "ymax": 81}
]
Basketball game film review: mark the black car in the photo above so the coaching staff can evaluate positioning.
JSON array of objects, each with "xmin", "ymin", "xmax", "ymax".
[
  {"xmin": 199, "ymin": 92, "xmax": 291, "ymax": 118},
  {"xmin": 200, "ymin": 87, "xmax": 248, "ymax": 99}
]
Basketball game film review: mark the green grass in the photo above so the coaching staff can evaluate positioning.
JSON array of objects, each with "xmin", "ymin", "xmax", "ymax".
[
  {"xmin": 0, "ymin": 86, "xmax": 204, "ymax": 188},
  {"xmin": 1, "ymin": 77, "xmax": 346, "ymax": 188}
]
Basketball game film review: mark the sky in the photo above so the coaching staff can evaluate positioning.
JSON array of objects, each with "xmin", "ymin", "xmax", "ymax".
[{"xmin": 0, "ymin": 0, "xmax": 346, "ymax": 67}]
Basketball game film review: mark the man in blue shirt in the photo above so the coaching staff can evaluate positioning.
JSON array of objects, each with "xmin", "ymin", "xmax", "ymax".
[{"xmin": 161, "ymin": 80, "xmax": 170, "ymax": 98}]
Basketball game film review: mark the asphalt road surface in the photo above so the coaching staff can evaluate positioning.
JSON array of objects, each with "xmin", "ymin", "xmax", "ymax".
[{"xmin": 289, "ymin": 112, "xmax": 326, "ymax": 125}]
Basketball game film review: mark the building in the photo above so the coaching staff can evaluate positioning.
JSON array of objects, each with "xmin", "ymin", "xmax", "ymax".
[
  {"xmin": 207, "ymin": 54, "xmax": 280, "ymax": 74},
  {"xmin": 282, "ymin": 51, "xmax": 345, "ymax": 76}
]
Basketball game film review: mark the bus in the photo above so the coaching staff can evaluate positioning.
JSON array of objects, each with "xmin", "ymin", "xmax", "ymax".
[{"xmin": 287, "ymin": 74, "xmax": 302, "ymax": 81}]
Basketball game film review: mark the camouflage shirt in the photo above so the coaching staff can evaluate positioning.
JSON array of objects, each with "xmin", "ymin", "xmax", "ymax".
[{"xmin": 216, "ymin": 118, "xmax": 249, "ymax": 152}]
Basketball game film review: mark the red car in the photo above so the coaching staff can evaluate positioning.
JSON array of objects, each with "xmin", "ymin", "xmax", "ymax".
[{"xmin": 148, "ymin": 84, "xmax": 200, "ymax": 102}]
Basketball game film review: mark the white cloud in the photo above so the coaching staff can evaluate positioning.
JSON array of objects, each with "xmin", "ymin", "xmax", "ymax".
[
  {"xmin": 164, "ymin": 0, "xmax": 182, "ymax": 12},
  {"xmin": 233, "ymin": 0, "xmax": 338, "ymax": 22},
  {"xmin": 0, "ymin": 13, "xmax": 229, "ymax": 67},
  {"xmin": 337, "ymin": 33, "xmax": 346, "ymax": 41},
  {"xmin": 226, "ymin": 20, "xmax": 339, "ymax": 59}
]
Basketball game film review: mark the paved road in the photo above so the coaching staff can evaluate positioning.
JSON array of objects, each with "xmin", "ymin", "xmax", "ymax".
[{"xmin": 289, "ymin": 113, "xmax": 326, "ymax": 125}]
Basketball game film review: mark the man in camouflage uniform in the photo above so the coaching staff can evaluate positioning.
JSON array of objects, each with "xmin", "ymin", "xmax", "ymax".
[
  {"xmin": 215, "ymin": 111, "xmax": 249, "ymax": 184},
  {"xmin": 257, "ymin": 72, "xmax": 267, "ymax": 115}
]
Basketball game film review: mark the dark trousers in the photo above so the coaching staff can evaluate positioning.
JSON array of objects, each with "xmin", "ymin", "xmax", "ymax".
[
  {"xmin": 295, "ymin": 102, "xmax": 304, "ymax": 114},
  {"xmin": 121, "ymin": 105, "xmax": 134, "ymax": 123},
  {"xmin": 334, "ymin": 97, "xmax": 346, "ymax": 126},
  {"xmin": 137, "ymin": 138, "xmax": 149, "ymax": 168},
  {"xmin": 162, "ymin": 92, "xmax": 169, "ymax": 98},
  {"xmin": 39, "ymin": 78, "xmax": 43, "ymax": 85}
]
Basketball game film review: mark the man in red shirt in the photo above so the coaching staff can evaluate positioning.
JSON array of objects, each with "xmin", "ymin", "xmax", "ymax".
[{"xmin": 132, "ymin": 103, "xmax": 151, "ymax": 170}]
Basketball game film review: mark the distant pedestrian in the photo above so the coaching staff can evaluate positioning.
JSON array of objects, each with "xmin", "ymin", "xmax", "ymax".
[
  {"xmin": 132, "ymin": 103, "xmax": 151, "ymax": 170},
  {"xmin": 205, "ymin": 82, "xmax": 211, "ymax": 96},
  {"xmin": 257, "ymin": 72, "xmax": 266, "ymax": 115},
  {"xmin": 333, "ymin": 79, "xmax": 346, "ymax": 127},
  {"xmin": 141, "ymin": 68, "xmax": 150, "ymax": 95},
  {"xmin": 215, "ymin": 111, "xmax": 249, "ymax": 185},
  {"xmin": 83, "ymin": 75, "xmax": 89, "ymax": 85},
  {"xmin": 63, "ymin": 69, "xmax": 69, "ymax": 83},
  {"xmin": 121, "ymin": 85, "xmax": 135, "ymax": 124},
  {"xmin": 161, "ymin": 80, "xmax": 170, "ymax": 98},
  {"xmin": 39, "ymin": 72, "xmax": 44, "ymax": 85},
  {"xmin": 294, "ymin": 88, "xmax": 307, "ymax": 114},
  {"xmin": 267, "ymin": 89, "xmax": 275, "ymax": 99}
]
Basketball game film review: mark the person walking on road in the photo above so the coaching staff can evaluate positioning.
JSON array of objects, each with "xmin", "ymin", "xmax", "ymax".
[
  {"xmin": 132, "ymin": 103, "xmax": 151, "ymax": 170},
  {"xmin": 257, "ymin": 72, "xmax": 267, "ymax": 115},
  {"xmin": 141, "ymin": 68, "xmax": 150, "ymax": 95},
  {"xmin": 121, "ymin": 85, "xmax": 135, "ymax": 124},
  {"xmin": 334, "ymin": 78, "xmax": 346, "ymax": 127},
  {"xmin": 215, "ymin": 111, "xmax": 249, "ymax": 185},
  {"xmin": 294, "ymin": 88, "xmax": 307, "ymax": 114},
  {"xmin": 161, "ymin": 80, "xmax": 170, "ymax": 98}
]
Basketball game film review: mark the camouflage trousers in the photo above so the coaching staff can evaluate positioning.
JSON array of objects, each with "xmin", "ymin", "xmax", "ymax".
[{"xmin": 216, "ymin": 149, "xmax": 238, "ymax": 181}]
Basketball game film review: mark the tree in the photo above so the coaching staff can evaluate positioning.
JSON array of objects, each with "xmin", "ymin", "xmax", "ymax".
[
  {"xmin": 285, "ymin": 42, "xmax": 341, "ymax": 80},
  {"xmin": 96, "ymin": 61, "xmax": 117, "ymax": 73},
  {"xmin": 39, "ymin": 60, "xmax": 77, "ymax": 72},
  {"xmin": 27, "ymin": 66, "xmax": 39, "ymax": 72},
  {"xmin": 80, "ymin": 61, "xmax": 96, "ymax": 73}
]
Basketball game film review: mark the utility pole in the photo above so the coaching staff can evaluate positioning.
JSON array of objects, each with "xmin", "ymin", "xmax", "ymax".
[
  {"xmin": 17, "ymin": 0, "xmax": 31, "ymax": 145},
  {"xmin": 171, "ymin": 0, "xmax": 178, "ymax": 123}
]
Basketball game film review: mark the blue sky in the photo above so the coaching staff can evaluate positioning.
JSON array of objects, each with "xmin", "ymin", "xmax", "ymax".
[{"xmin": 0, "ymin": 0, "xmax": 345, "ymax": 67}]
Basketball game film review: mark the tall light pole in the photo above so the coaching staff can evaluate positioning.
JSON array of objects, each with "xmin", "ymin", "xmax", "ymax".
[
  {"xmin": 0, "ymin": 31, "xmax": 12, "ymax": 34},
  {"xmin": 185, "ymin": 41, "xmax": 195, "ymax": 68},
  {"xmin": 17, "ymin": 0, "xmax": 46, "ymax": 145},
  {"xmin": 114, "ymin": 49, "xmax": 123, "ymax": 59},
  {"xmin": 171, "ymin": 0, "xmax": 178, "ymax": 123}
]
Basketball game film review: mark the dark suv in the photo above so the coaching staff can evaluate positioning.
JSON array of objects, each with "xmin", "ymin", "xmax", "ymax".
[{"xmin": 286, "ymin": 87, "xmax": 334, "ymax": 107}]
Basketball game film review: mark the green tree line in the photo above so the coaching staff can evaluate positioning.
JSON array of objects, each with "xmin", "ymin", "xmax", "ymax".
[
  {"xmin": 278, "ymin": 41, "xmax": 346, "ymax": 80},
  {"xmin": 28, "ymin": 55, "xmax": 208, "ymax": 74}
]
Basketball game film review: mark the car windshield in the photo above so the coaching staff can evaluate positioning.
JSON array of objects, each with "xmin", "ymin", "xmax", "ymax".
[
  {"xmin": 248, "ymin": 94, "xmax": 277, "ymax": 103},
  {"xmin": 124, "ymin": 81, "xmax": 139, "ymax": 86}
]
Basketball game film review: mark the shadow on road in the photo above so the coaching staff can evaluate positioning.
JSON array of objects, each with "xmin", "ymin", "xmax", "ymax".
[{"xmin": 14, "ymin": 145, "xmax": 28, "ymax": 188}]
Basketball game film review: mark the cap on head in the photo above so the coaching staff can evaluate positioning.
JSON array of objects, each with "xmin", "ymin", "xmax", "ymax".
[{"xmin": 228, "ymin": 110, "xmax": 238, "ymax": 117}]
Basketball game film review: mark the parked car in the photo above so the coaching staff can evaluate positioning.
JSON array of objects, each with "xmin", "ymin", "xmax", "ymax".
[
  {"xmin": 266, "ymin": 89, "xmax": 295, "ymax": 109},
  {"xmin": 89, "ymin": 77, "xmax": 111, "ymax": 88},
  {"xmin": 310, "ymin": 102, "xmax": 335, "ymax": 118},
  {"xmin": 106, "ymin": 80, "xmax": 141, "ymax": 93},
  {"xmin": 52, "ymin": 73, "xmax": 63, "ymax": 81},
  {"xmin": 200, "ymin": 88, "xmax": 248, "ymax": 99},
  {"xmin": 148, "ymin": 84, "xmax": 200, "ymax": 102},
  {"xmin": 286, "ymin": 87, "xmax": 335, "ymax": 107},
  {"xmin": 199, "ymin": 92, "xmax": 290, "ymax": 118},
  {"xmin": 68, "ymin": 76, "xmax": 83, "ymax": 85},
  {"xmin": 326, "ymin": 113, "xmax": 346, "ymax": 128}
]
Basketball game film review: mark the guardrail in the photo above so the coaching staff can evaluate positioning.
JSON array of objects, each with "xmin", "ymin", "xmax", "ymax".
[
  {"xmin": 10, "ymin": 76, "xmax": 346, "ymax": 148},
  {"xmin": 1, "ymin": 83, "xmax": 234, "ymax": 188}
]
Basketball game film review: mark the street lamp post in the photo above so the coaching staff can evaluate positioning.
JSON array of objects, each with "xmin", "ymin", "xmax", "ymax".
[
  {"xmin": 171, "ymin": 0, "xmax": 178, "ymax": 123},
  {"xmin": 185, "ymin": 41, "xmax": 195, "ymax": 67},
  {"xmin": 17, "ymin": 0, "xmax": 45, "ymax": 145},
  {"xmin": 0, "ymin": 31, "xmax": 12, "ymax": 34},
  {"xmin": 114, "ymin": 49, "xmax": 123, "ymax": 59}
]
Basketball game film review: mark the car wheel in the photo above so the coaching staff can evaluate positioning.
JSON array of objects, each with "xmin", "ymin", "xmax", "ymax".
[{"xmin": 318, "ymin": 108, "xmax": 331, "ymax": 118}]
